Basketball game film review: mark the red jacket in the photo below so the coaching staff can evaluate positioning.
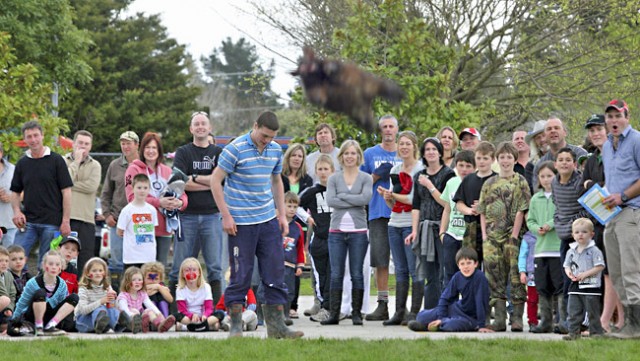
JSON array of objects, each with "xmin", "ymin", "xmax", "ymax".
[
  {"xmin": 60, "ymin": 268, "xmax": 78, "ymax": 295},
  {"xmin": 215, "ymin": 289, "xmax": 257, "ymax": 311}
]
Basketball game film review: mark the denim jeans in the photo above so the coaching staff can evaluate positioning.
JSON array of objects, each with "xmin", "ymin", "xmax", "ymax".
[
  {"xmin": 170, "ymin": 213, "xmax": 223, "ymax": 283},
  {"xmin": 1, "ymin": 228, "xmax": 17, "ymax": 246},
  {"xmin": 14, "ymin": 222, "xmax": 59, "ymax": 269},
  {"xmin": 108, "ymin": 226, "xmax": 124, "ymax": 274},
  {"xmin": 328, "ymin": 232, "xmax": 369, "ymax": 290},
  {"xmin": 75, "ymin": 306, "xmax": 120, "ymax": 333},
  {"xmin": 441, "ymin": 233, "xmax": 462, "ymax": 287},
  {"xmin": 388, "ymin": 225, "xmax": 417, "ymax": 283}
]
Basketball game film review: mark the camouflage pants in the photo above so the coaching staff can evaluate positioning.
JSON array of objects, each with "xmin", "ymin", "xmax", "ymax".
[
  {"xmin": 462, "ymin": 221, "xmax": 483, "ymax": 264},
  {"xmin": 483, "ymin": 235, "xmax": 526, "ymax": 304}
]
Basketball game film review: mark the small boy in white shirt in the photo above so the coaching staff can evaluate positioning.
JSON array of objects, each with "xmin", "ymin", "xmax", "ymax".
[{"xmin": 117, "ymin": 174, "xmax": 158, "ymax": 272}]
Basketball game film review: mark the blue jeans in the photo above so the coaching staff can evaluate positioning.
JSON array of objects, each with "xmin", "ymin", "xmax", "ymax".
[
  {"xmin": 108, "ymin": 226, "xmax": 124, "ymax": 274},
  {"xmin": 14, "ymin": 222, "xmax": 59, "ymax": 268},
  {"xmin": 75, "ymin": 306, "xmax": 120, "ymax": 333},
  {"xmin": 170, "ymin": 213, "xmax": 223, "ymax": 283},
  {"xmin": 388, "ymin": 225, "xmax": 417, "ymax": 283},
  {"xmin": 416, "ymin": 303, "xmax": 478, "ymax": 332},
  {"xmin": 1, "ymin": 228, "xmax": 17, "ymax": 246},
  {"xmin": 441, "ymin": 233, "xmax": 462, "ymax": 287},
  {"xmin": 328, "ymin": 232, "xmax": 369, "ymax": 290},
  {"xmin": 156, "ymin": 235, "xmax": 173, "ymax": 267}
]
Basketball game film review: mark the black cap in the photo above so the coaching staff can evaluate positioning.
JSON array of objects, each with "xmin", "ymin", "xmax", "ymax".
[
  {"xmin": 59, "ymin": 232, "xmax": 81, "ymax": 251},
  {"xmin": 585, "ymin": 114, "xmax": 605, "ymax": 129}
]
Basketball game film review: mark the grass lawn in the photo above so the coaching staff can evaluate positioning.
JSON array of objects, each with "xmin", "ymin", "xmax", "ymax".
[{"xmin": 0, "ymin": 337, "xmax": 634, "ymax": 361}]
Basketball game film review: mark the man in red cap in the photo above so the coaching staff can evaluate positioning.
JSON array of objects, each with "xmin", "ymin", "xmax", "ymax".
[
  {"xmin": 459, "ymin": 128, "xmax": 481, "ymax": 151},
  {"xmin": 602, "ymin": 99, "xmax": 640, "ymax": 339}
]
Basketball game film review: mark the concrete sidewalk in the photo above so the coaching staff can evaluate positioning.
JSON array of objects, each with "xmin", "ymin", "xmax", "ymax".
[{"xmin": 1, "ymin": 296, "xmax": 564, "ymax": 341}]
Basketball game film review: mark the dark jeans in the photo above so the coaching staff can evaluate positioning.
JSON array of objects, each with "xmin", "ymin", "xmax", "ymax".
[
  {"xmin": 328, "ymin": 232, "xmax": 369, "ymax": 290},
  {"xmin": 422, "ymin": 229, "xmax": 443, "ymax": 310},
  {"xmin": 310, "ymin": 238, "xmax": 331, "ymax": 309},
  {"xmin": 224, "ymin": 218, "xmax": 288, "ymax": 307},
  {"xmin": 441, "ymin": 233, "xmax": 462, "ymax": 287},
  {"xmin": 71, "ymin": 219, "xmax": 96, "ymax": 276}
]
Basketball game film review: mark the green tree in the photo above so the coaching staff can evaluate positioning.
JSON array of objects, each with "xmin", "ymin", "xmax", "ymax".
[
  {"xmin": 0, "ymin": 0, "xmax": 92, "ymax": 89},
  {"xmin": 61, "ymin": 1, "xmax": 200, "ymax": 153},
  {"xmin": 287, "ymin": 0, "xmax": 492, "ymax": 149},
  {"xmin": 200, "ymin": 37, "xmax": 281, "ymax": 135},
  {"xmin": 256, "ymin": 0, "xmax": 640, "ymax": 142},
  {"xmin": 0, "ymin": 33, "xmax": 69, "ymax": 162}
]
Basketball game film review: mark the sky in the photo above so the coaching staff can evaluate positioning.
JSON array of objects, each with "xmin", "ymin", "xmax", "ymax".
[{"xmin": 126, "ymin": 0, "xmax": 299, "ymax": 102}]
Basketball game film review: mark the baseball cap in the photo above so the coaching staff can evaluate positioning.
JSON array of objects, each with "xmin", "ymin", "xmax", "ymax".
[
  {"xmin": 59, "ymin": 232, "xmax": 81, "ymax": 251},
  {"xmin": 605, "ymin": 99, "xmax": 629, "ymax": 114},
  {"xmin": 525, "ymin": 120, "xmax": 547, "ymax": 143},
  {"xmin": 459, "ymin": 127, "xmax": 481, "ymax": 141},
  {"xmin": 119, "ymin": 131, "xmax": 139, "ymax": 143},
  {"xmin": 585, "ymin": 114, "xmax": 605, "ymax": 129}
]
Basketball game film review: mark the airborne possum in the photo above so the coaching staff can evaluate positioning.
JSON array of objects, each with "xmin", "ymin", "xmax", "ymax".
[{"xmin": 291, "ymin": 47, "xmax": 404, "ymax": 132}]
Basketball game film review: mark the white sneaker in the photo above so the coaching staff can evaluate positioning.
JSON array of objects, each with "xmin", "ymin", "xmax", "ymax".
[{"xmin": 310, "ymin": 309, "xmax": 331, "ymax": 322}]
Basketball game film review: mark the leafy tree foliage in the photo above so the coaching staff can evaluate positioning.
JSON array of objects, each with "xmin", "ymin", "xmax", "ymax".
[
  {"xmin": 0, "ymin": 0, "xmax": 92, "ymax": 89},
  {"xmin": 255, "ymin": 0, "xmax": 640, "ymax": 143},
  {"xmin": 60, "ymin": 1, "xmax": 200, "ymax": 153},
  {"xmin": 0, "ymin": 33, "xmax": 69, "ymax": 162}
]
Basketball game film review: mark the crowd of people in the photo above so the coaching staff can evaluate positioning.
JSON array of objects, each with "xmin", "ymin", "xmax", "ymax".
[{"xmin": 1, "ymin": 99, "xmax": 640, "ymax": 341}]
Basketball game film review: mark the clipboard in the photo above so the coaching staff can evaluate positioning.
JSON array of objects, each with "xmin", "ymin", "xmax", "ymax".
[{"xmin": 577, "ymin": 184, "xmax": 622, "ymax": 225}]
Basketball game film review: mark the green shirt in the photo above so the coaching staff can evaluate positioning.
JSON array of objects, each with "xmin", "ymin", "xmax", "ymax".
[{"xmin": 440, "ymin": 176, "xmax": 466, "ymax": 240}]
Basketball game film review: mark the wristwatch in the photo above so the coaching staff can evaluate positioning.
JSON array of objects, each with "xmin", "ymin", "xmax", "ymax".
[
  {"xmin": 192, "ymin": 174, "xmax": 198, "ymax": 183},
  {"xmin": 621, "ymin": 192, "xmax": 629, "ymax": 203}
]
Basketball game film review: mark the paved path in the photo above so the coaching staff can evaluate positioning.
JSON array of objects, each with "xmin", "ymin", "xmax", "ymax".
[{"xmin": 1, "ymin": 296, "xmax": 564, "ymax": 341}]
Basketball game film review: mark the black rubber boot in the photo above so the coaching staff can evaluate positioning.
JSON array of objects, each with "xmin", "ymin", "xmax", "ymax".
[
  {"xmin": 511, "ymin": 303, "xmax": 525, "ymax": 332},
  {"xmin": 110, "ymin": 273, "xmax": 121, "ymax": 293},
  {"xmin": 487, "ymin": 299, "xmax": 507, "ymax": 332},
  {"xmin": 209, "ymin": 280, "xmax": 222, "ymax": 307},
  {"xmin": 262, "ymin": 304, "xmax": 304, "ymax": 339},
  {"xmin": 383, "ymin": 281, "xmax": 408, "ymax": 326},
  {"xmin": 352, "ymin": 289, "xmax": 364, "ymax": 326},
  {"xmin": 321, "ymin": 289, "xmax": 342, "ymax": 325},
  {"xmin": 365, "ymin": 299, "xmax": 389, "ymax": 321},
  {"xmin": 530, "ymin": 295, "xmax": 553, "ymax": 333},
  {"xmin": 404, "ymin": 280, "xmax": 424, "ymax": 325},
  {"xmin": 228, "ymin": 303, "xmax": 243, "ymax": 338},
  {"xmin": 168, "ymin": 279, "xmax": 178, "ymax": 314}
]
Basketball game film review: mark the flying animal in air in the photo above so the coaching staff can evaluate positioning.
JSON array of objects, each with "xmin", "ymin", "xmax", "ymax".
[{"xmin": 291, "ymin": 47, "xmax": 404, "ymax": 132}]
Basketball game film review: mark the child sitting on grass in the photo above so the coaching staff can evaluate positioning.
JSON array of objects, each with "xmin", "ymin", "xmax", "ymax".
[
  {"xmin": 174, "ymin": 257, "xmax": 219, "ymax": 332},
  {"xmin": 12, "ymin": 250, "xmax": 78, "ymax": 336},
  {"xmin": 7, "ymin": 245, "xmax": 31, "ymax": 301},
  {"xmin": 0, "ymin": 246, "xmax": 17, "ymax": 332},
  {"xmin": 117, "ymin": 266, "xmax": 175, "ymax": 333},
  {"xmin": 408, "ymin": 247, "xmax": 491, "ymax": 332},
  {"xmin": 75, "ymin": 257, "xmax": 120, "ymax": 334},
  {"xmin": 141, "ymin": 261, "xmax": 173, "ymax": 318}
]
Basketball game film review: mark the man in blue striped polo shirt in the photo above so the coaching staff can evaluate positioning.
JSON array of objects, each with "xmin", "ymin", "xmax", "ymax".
[
  {"xmin": 602, "ymin": 99, "xmax": 640, "ymax": 339},
  {"xmin": 211, "ymin": 111, "xmax": 303, "ymax": 339}
]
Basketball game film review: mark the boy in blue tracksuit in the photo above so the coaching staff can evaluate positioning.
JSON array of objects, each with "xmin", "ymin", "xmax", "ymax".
[{"xmin": 408, "ymin": 247, "xmax": 492, "ymax": 332}]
